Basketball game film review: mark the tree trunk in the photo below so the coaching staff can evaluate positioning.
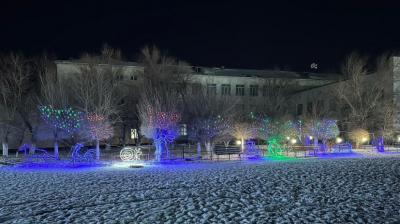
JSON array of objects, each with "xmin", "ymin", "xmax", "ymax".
[
  {"xmin": 54, "ymin": 132, "xmax": 59, "ymax": 157},
  {"xmin": 105, "ymin": 139, "xmax": 110, "ymax": 151},
  {"xmin": 197, "ymin": 142, "xmax": 201, "ymax": 157},
  {"xmin": 154, "ymin": 142, "xmax": 163, "ymax": 161},
  {"xmin": 29, "ymin": 135, "xmax": 36, "ymax": 155},
  {"xmin": 96, "ymin": 139, "xmax": 100, "ymax": 160},
  {"xmin": 224, "ymin": 140, "xmax": 230, "ymax": 147},
  {"xmin": 2, "ymin": 140, "xmax": 8, "ymax": 157},
  {"xmin": 314, "ymin": 138, "xmax": 318, "ymax": 152},
  {"xmin": 241, "ymin": 138, "xmax": 245, "ymax": 153},
  {"xmin": 122, "ymin": 123, "xmax": 126, "ymax": 148}
]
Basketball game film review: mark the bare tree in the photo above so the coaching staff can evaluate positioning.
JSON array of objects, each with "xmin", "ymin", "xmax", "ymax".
[
  {"xmin": 258, "ymin": 78, "xmax": 299, "ymax": 116},
  {"xmin": 37, "ymin": 53, "xmax": 70, "ymax": 157},
  {"xmin": 69, "ymin": 44, "xmax": 122, "ymax": 159},
  {"xmin": 186, "ymin": 86, "xmax": 240, "ymax": 156},
  {"xmin": 333, "ymin": 52, "xmax": 386, "ymax": 130},
  {"xmin": 0, "ymin": 52, "xmax": 35, "ymax": 156}
]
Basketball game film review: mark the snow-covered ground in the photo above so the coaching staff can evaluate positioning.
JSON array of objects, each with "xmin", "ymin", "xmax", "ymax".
[{"xmin": 1, "ymin": 154, "xmax": 400, "ymax": 223}]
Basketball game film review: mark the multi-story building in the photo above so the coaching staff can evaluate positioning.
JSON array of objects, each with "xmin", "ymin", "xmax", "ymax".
[{"xmin": 55, "ymin": 58, "xmax": 341, "ymax": 144}]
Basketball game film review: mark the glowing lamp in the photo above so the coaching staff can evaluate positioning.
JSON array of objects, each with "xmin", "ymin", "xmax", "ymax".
[
  {"xmin": 362, "ymin": 137, "xmax": 368, "ymax": 143},
  {"xmin": 236, "ymin": 140, "xmax": 242, "ymax": 145},
  {"xmin": 291, "ymin": 139, "xmax": 297, "ymax": 144},
  {"xmin": 336, "ymin": 137, "xmax": 342, "ymax": 143},
  {"xmin": 286, "ymin": 137, "xmax": 290, "ymax": 140},
  {"xmin": 309, "ymin": 136, "xmax": 313, "ymax": 140}
]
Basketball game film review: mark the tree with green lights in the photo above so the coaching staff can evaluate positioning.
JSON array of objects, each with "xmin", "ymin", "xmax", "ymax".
[{"xmin": 38, "ymin": 105, "xmax": 83, "ymax": 157}]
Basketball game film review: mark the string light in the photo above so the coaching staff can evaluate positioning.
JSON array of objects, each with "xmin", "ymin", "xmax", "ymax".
[{"xmin": 39, "ymin": 105, "xmax": 83, "ymax": 133}]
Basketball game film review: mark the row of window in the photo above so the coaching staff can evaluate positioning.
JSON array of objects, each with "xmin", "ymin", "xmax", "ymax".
[
  {"xmin": 297, "ymin": 99, "xmax": 334, "ymax": 115},
  {"xmin": 193, "ymin": 83, "xmax": 266, "ymax": 96},
  {"xmin": 116, "ymin": 75, "xmax": 138, "ymax": 80}
]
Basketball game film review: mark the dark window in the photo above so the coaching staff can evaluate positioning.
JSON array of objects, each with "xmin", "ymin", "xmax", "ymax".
[
  {"xmin": 207, "ymin": 84, "xmax": 217, "ymax": 95},
  {"xmin": 307, "ymin": 102, "xmax": 313, "ymax": 114},
  {"xmin": 250, "ymin": 85, "xmax": 259, "ymax": 96},
  {"xmin": 236, "ymin": 85, "xmax": 245, "ymax": 96},
  {"xmin": 263, "ymin": 86, "xmax": 267, "ymax": 97},
  {"xmin": 192, "ymin": 83, "xmax": 202, "ymax": 95},
  {"xmin": 221, "ymin": 84, "xmax": 231, "ymax": 95},
  {"xmin": 297, "ymin": 104, "xmax": 303, "ymax": 115},
  {"xmin": 317, "ymin": 100, "xmax": 324, "ymax": 114},
  {"xmin": 131, "ymin": 76, "xmax": 133, "ymax": 80},
  {"xmin": 250, "ymin": 105, "xmax": 258, "ymax": 113},
  {"xmin": 329, "ymin": 98, "xmax": 336, "ymax": 110}
]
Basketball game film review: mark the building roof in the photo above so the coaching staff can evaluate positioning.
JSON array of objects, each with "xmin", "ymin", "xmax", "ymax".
[
  {"xmin": 55, "ymin": 57, "xmax": 140, "ymax": 67},
  {"xmin": 194, "ymin": 67, "xmax": 339, "ymax": 80}
]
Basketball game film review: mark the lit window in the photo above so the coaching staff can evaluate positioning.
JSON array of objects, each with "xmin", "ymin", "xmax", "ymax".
[
  {"xmin": 180, "ymin": 124, "xmax": 187, "ymax": 136},
  {"xmin": 131, "ymin": 129, "xmax": 138, "ymax": 139}
]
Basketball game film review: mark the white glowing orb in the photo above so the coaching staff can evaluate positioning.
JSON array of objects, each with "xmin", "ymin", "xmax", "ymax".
[
  {"xmin": 362, "ymin": 137, "xmax": 368, "ymax": 143},
  {"xmin": 336, "ymin": 137, "xmax": 342, "ymax": 143},
  {"xmin": 291, "ymin": 139, "xmax": 297, "ymax": 144},
  {"xmin": 236, "ymin": 140, "xmax": 242, "ymax": 145}
]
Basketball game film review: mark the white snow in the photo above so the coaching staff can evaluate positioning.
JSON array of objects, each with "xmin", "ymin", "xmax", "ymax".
[{"xmin": 1, "ymin": 154, "xmax": 400, "ymax": 223}]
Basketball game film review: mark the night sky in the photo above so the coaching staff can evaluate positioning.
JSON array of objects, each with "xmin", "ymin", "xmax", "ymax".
[{"xmin": 1, "ymin": 0, "xmax": 399, "ymax": 72}]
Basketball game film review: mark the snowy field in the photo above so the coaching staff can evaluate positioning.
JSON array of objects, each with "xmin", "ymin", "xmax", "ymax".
[{"xmin": 1, "ymin": 154, "xmax": 400, "ymax": 223}]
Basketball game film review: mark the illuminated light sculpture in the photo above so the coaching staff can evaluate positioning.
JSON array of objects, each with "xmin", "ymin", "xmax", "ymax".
[
  {"xmin": 372, "ymin": 137, "xmax": 385, "ymax": 153},
  {"xmin": 267, "ymin": 138, "xmax": 284, "ymax": 156},
  {"xmin": 332, "ymin": 142, "xmax": 353, "ymax": 153},
  {"xmin": 120, "ymin": 147, "xmax": 142, "ymax": 162},
  {"xmin": 38, "ymin": 105, "xmax": 83, "ymax": 133},
  {"xmin": 19, "ymin": 143, "xmax": 58, "ymax": 165},
  {"xmin": 71, "ymin": 142, "xmax": 97, "ymax": 164},
  {"xmin": 244, "ymin": 140, "xmax": 260, "ymax": 157}
]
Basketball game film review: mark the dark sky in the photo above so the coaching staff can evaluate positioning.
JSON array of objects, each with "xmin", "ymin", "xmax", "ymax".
[{"xmin": 1, "ymin": 0, "xmax": 399, "ymax": 71}]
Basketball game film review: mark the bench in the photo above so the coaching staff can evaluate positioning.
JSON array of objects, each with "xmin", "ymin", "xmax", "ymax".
[
  {"xmin": 290, "ymin": 145, "xmax": 315, "ymax": 157},
  {"xmin": 213, "ymin": 146, "xmax": 241, "ymax": 161},
  {"xmin": 332, "ymin": 142, "xmax": 352, "ymax": 153}
]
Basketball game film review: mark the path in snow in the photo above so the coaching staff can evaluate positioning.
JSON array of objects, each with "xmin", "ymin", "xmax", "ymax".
[{"xmin": 0, "ymin": 155, "xmax": 400, "ymax": 223}]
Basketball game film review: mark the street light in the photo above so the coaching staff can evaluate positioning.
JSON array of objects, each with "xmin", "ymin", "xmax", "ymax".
[
  {"xmin": 336, "ymin": 137, "xmax": 342, "ymax": 143},
  {"xmin": 236, "ymin": 140, "xmax": 242, "ymax": 145},
  {"xmin": 291, "ymin": 139, "xmax": 297, "ymax": 144}
]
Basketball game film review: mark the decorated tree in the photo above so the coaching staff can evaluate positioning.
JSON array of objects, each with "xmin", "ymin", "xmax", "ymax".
[
  {"xmin": 38, "ymin": 105, "xmax": 83, "ymax": 156},
  {"xmin": 310, "ymin": 119, "xmax": 340, "ymax": 152},
  {"xmin": 138, "ymin": 79, "xmax": 181, "ymax": 161},
  {"xmin": 347, "ymin": 128, "xmax": 369, "ymax": 149},
  {"xmin": 233, "ymin": 112, "xmax": 259, "ymax": 153},
  {"xmin": 78, "ymin": 112, "xmax": 113, "ymax": 159},
  {"xmin": 256, "ymin": 115, "xmax": 299, "ymax": 155},
  {"xmin": 188, "ymin": 115, "xmax": 233, "ymax": 156}
]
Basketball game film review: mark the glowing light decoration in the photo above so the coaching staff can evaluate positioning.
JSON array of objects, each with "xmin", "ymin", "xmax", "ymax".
[
  {"xmin": 39, "ymin": 105, "xmax": 83, "ymax": 133},
  {"xmin": 19, "ymin": 143, "xmax": 58, "ymax": 165},
  {"xmin": 146, "ymin": 105, "xmax": 180, "ymax": 161},
  {"xmin": 372, "ymin": 137, "xmax": 385, "ymax": 152},
  {"xmin": 244, "ymin": 140, "xmax": 260, "ymax": 157},
  {"xmin": 71, "ymin": 142, "xmax": 97, "ymax": 164},
  {"xmin": 332, "ymin": 142, "xmax": 353, "ymax": 153},
  {"xmin": 120, "ymin": 147, "xmax": 142, "ymax": 162},
  {"xmin": 267, "ymin": 138, "xmax": 284, "ymax": 156},
  {"xmin": 86, "ymin": 112, "xmax": 112, "ymax": 140}
]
